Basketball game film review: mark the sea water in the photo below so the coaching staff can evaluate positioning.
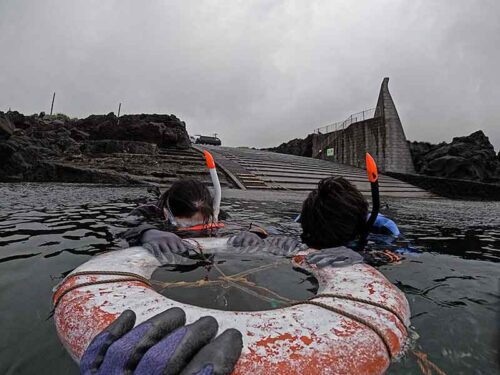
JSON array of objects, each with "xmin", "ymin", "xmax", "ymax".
[{"xmin": 0, "ymin": 183, "xmax": 498, "ymax": 374}]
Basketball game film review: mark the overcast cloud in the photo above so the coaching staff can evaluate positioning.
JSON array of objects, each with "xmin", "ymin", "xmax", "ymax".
[{"xmin": 1, "ymin": 0, "xmax": 499, "ymax": 149}]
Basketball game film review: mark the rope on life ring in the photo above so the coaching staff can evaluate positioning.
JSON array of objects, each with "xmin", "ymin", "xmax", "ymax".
[
  {"xmin": 53, "ymin": 270, "xmax": 153, "ymax": 309},
  {"xmin": 53, "ymin": 269, "xmax": 402, "ymax": 360}
]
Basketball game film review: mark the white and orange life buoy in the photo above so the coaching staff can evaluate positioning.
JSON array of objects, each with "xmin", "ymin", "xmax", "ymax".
[{"xmin": 53, "ymin": 237, "xmax": 411, "ymax": 375}]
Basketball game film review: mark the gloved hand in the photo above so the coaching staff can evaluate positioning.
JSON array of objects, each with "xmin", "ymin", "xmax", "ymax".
[
  {"xmin": 227, "ymin": 231, "xmax": 264, "ymax": 247},
  {"xmin": 142, "ymin": 229, "xmax": 194, "ymax": 264},
  {"xmin": 306, "ymin": 247, "xmax": 364, "ymax": 268},
  {"xmin": 263, "ymin": 236, "xmax": 304, "ymax": 256},
  {"xmin": 80, "ymin": 308, "xmax": 243, "ymax": 375}
]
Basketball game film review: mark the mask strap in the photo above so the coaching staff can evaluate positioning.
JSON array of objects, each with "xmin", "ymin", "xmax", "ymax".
[{"xmin": 165, "ymin": 198, "xmax": 179, "ymax": 227}]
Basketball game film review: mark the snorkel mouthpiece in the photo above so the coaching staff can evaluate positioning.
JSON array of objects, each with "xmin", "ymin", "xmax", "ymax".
[{"xmin": 202, "ymin": 150, "xmax": 221, "ymax": 222}]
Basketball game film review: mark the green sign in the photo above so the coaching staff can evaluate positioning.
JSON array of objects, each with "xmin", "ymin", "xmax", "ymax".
[{"xmin": 326, "ymin": 148, "xmax": 334, "ymax": 157}]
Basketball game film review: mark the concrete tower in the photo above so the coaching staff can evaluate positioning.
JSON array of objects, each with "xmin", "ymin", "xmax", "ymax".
[{"xmin": 374, "ymin": 78, "xmax": 415, "ymax": 173}]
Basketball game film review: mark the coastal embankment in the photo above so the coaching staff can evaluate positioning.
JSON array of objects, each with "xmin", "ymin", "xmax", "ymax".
[
  {"xmin": 0, "ymin": 111, "xmax": 234, "ymax": 187},
  {"xmin": 267, "ymin": 130, "xmax": 500, "ymax": 200}
]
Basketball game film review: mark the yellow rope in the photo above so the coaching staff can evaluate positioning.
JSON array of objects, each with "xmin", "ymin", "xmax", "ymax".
[{"xmin": 413, "ymin": 351, "xmax": 448, "ymax": 375}]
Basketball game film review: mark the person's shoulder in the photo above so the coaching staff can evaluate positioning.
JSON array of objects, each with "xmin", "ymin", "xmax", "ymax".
[
  {"xmin": 130, "ymin": 204, "xmax": 163, "ymax": 219},
  {"xmin": 123, "ymin": 204, "xmax": 163, "ymax": 226}
]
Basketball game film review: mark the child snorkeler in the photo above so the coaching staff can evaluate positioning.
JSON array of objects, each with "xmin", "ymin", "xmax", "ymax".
[
  {"xmin": 121, "ymin": 178, "xmax": 272, "ymax": 263},
  {"xmin": 300, "ymin": 176, "xmax": 402, "ymax": 266}
]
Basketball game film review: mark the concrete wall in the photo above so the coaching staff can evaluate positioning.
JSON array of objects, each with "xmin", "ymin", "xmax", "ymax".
[
  {"xmin": 312, "ymin": 78, "xmax": 415, "ymax": 173},
  {"xmin": 313, "ymin": 117, "xmax": 387, "ymax": 169}
]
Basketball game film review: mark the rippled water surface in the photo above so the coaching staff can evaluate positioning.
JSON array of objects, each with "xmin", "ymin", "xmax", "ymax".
[
  {"xmin": 152, "ymin": 254, "xmax": 318, "ymax": 311},
  {"xmin": 0, "ymin": 183, "xmax": 499, "ymax": 374}
]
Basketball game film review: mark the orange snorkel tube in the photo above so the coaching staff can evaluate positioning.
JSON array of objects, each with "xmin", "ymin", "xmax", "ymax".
[
  {"xmin": 358, "ymin": 153, "xmax": 380, "ymax": 250},
  {"xmin": 175, "ymin": 150, "xmax": 224, "ymax": 232},
  {"xmin": 202, "ymin": 150, "xmax": 221, "ymax": 222}
]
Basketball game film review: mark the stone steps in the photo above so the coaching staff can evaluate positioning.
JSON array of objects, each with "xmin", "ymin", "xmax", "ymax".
[{"xmin": 201, "ymin": 146, "xmax": 435, "ymax": 198}]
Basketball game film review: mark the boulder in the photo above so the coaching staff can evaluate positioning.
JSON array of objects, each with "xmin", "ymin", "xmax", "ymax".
[
  {"xmin": 0, "ymin": 136, "xmax": 51, "ymax": 180},
  {"xmin": 82, "ymin": 114, "xmax": 190, "ymax": 148},
  {"xmin": 410, "ymin": 130, "xmax": 500, "ymax": 183},
  {"xmin": 0, "ymin": 115, "xmax": 14, "ymax": 140},
  {"xmin": 4, "ymin": 111, "xmax": 39, "ymax": 130},
  {"xmin": 0, "ymin": 110, "xmax": 192, "ymax": 184},
  {"xmin": 265, "ymin": 134, "xmax": 314, "ymax": 157},
  {"xmin": 81, "ymin": 140, "xmax": 158, "ymax": 155},
  {"xmin": 70, "ymin": 128, "xmax": 90, "ymax": 141}
]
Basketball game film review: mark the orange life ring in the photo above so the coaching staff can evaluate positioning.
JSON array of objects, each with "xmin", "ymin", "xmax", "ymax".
[{"xmin": 53, "ymin": 238, "xmax": 410, "ymax": 374}]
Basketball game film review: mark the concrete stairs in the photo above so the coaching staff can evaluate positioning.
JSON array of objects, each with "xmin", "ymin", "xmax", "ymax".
[{"xmin": 203, "ymin": 146, "xmax": 435, "ymax": 198}]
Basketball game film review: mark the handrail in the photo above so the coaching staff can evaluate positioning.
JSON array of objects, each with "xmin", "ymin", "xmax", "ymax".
[{"xmin": 313, "ymin": 107, "xmax": 376, "ymax": 134}]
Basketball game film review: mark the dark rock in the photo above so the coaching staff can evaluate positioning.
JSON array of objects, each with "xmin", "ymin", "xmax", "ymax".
[
  {"xmin": 29, "ymin": 162, "xmax": 147, "ymax": 185},
  {"xmin": 265, "ymin": 134, "xmax": 314, "ymax": 157},
  {"xmin": 69, "ymin": 128, "xmax": 90, "ymax": 141},
  {"xmin": 387, "ymin": 171, "xmax": 500, "ymax": 201},
  {"xmin": 82, "ymin": 114, "xmax": 190, "ymax": 148},
  {"xmin": 424, "ymin": 156, "xmax": 485, "ymax": 180},
  {"xmin": 0, "ymin": 111, "xmax": 192, "ymax": 184},
  {"xmin": 81, "ymin": 140, "xmax": 157, "ymax": 155},
  {"xmin": 0, "ymin": 137, "xmax": 50, "ymax": 180},
  {"xmin": 0, "ymin": 115, "xmax": 15, "ymax": 140},
  {"xmin": 410, "ymin": 130, "xmax": 500, "ymax": 183},
  {"xmin": 5, "ymin": 111, "xmax": 38, "ymax": 130}
]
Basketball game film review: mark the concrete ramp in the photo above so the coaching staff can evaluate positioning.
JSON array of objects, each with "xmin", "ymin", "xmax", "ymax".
[{"xmin": 201, "ymin": 146, "xmax": 435, "ymax": 198}]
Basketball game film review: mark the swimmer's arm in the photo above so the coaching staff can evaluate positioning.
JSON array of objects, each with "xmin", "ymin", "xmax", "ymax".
[
  {"xmin": 120, "ymin": 224, "xmax": 159, "ymax": 247},
  {"xmin": 118, "ymin": 204, "xmax": 166, "ymax": 247}
]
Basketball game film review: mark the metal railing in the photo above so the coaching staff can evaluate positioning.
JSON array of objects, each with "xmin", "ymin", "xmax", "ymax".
[{"xmin": 313, "ymin": 108, "xmax": 376, "ymax": 134}]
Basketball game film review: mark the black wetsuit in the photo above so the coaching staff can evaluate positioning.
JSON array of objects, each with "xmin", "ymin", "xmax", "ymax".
[
  {"xmin": 119, "ymin": 204, "xmax": 266, "ymax": 247},
  {"xmin": 120, "ymin": 204, "xmax": 168, "ymax": 247}
]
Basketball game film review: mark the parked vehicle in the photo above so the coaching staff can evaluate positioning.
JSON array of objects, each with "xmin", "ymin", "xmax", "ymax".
[{"xmin": 195, "ymin": 135, "xmax": 221, "ymax": 146}]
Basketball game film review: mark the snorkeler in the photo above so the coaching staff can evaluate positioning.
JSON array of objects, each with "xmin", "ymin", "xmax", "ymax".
[
  {"xmin": 121, "ymin": 178, "xmax": 272, "ymax": 263},
  {"xmin": 289, "ymin": 175, "xmax": 401, "ymax": 266}
]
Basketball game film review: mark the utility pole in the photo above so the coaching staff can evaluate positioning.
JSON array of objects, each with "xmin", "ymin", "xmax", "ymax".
[
  {"xmin": 50, "ymin": 92, "xmax": 56, "ymax": 115},
  {"xmin": 117, "ymin": 102, "xmax": 122, "ymax": 126}
]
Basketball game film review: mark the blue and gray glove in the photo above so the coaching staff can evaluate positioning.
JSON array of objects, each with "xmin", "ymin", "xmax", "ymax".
[
  {"xmin": 306, "ymin": 247, "xmax": 364, "ymax": 268},
  {"xmin": 142, "ymin": 229, "xmax": 195, "ymax": 265},
  {"xmin": 262, "ymin": 236, "xmax": 304, "ymax": 257},
  {"xmin": 80, "ymin": 308, "xmax": 243, "ymax": 375},
  {"xmin": 227, "ymin": 231, "xmax": 264, "ymax": 247}
]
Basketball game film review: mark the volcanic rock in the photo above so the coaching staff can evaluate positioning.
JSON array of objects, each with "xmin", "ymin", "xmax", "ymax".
[
  {"xmin": 81, "ymin": 140, "xmax": 158, "ymax": 155},
  {"xmin": 265, "ymin": 134, "xmax": 314, "ymax": 157},
  {"xmin": 0, "ymin": 115, "xmax": 15, "ymax": 140},
  {"xmin": 0, "ymin": 111, "xmax": 233, "ymax": 187},
  {"xmin": 81, "ymin": 113, "xmax": 191, "ymax": 148},
  {"xmin": 409, "ymin": 130, "xmax": 500, "ymax": 183}
]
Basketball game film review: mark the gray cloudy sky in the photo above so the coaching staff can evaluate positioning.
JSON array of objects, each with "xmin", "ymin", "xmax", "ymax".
[{"xmin": 1, "ymin": 0, "xmax": 499, "ymax": 149}]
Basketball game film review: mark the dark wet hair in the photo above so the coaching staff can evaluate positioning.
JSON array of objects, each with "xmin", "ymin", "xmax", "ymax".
[
  {"xmin": 158, "ymin": 179, "xmax": 214, "ymax": 222},
  {"xmin": 300, "ymin": 177, "xmax": 368, "ymax": 249}
]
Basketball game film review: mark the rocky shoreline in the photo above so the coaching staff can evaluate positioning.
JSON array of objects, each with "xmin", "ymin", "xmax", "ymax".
[
  {"xmin": 0, "ymin": 111, "xmax": 233, "ymax": 187},
  {"xmin": 409, "ymin": 130, "xmax": 500, "ymax": 184},
  {"xmin": 264, "ymin": 134, "xmax": 314, "ymax": 157}
]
